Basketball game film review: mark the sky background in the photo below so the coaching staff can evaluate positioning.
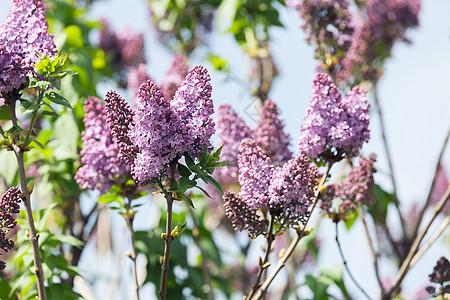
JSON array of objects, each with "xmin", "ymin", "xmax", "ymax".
[{"xmin": 1, "ymin": 0, "xmax": 449, "ymax": 299}]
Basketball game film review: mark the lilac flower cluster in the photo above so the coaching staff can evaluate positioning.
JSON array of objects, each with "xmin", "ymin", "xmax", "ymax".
[
  {"xmin": 224, "ymin": 140, "xmax": 319, "ymax": 237},
  {"xmin": 223, "ymin": 191, "xmax": 268, "ymax": 238},
  {"xmin": 340, "ymin": 0, "xmax": 420, "ymax": 83},
  {"xmin": 106, "ymin": 65, "xmax": 215, "ymax": 184},
  {"xmin": 216, "ymin": 100, "xmax": 292, "ymax": 183},
  {"xmin": 171, "ymin": 66, "xmax": 215, "ymax": 157},
  {"xmin": 98, "ymin": 20, "xmax": 146, "ymax": 69},
  {"xmin": 255, "ymin": 100, "xmax": 292, "ymax": 164},
  {"xmin": 160, "ymin": 54, "xmax": 188, "ymax": 100},
  {"xmin": 75, "ymin": 97, "xmax": 130, "ymax": 194},
  {"xmin": 0, "ymin": 187, "xmax": 22, "ymax": 270},
  {"xmin": 289, "ymin": 0, "xmax": 420, "ymax": 85},
  {"xmin": 0, "ymin": 0, "xmax": 56, "ymax": 96},
  {"xmin": 216, "ymin": 105, "xmax": 255, "ymax": 183},
  {"xmin": 298, "ymin": 73, "xmax": 370, "ymax": 162},
  {"xmin": 319, "ymin": 154, "xmax": 376, "ymax": 218},
  {"xmin": 426, "ymin": 257, "xmax": 450, "ymax": 296},
  {"xmin": 129, "ymin": 81, "xmax": 183, "ymax": 183},
  {"xmin": 269, "ymin": 154, "xmax": 320, "ymax": 226},
  {"xmin": 336, "ymin": 154, "xmax": 376, "ymax": 213},
  {"xmin": 286, "ymin": 0, "xmax": 354, "ymax": 80},
  {"xmin": 104, "ymin": 91, "xmax": 139, "ymax": 166}
]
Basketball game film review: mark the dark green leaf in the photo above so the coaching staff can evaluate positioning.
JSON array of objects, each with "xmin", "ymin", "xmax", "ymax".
[
  {"xmin": 202, "ymin": 175, "xmax": 223, "ymax": 194},
  {"xmin": 0, "ymin": 105, "xmax": 11, "ymax": 120},
  {"xmin": 45, "ymin": 91, "xmax": 72, "ymax": 109},
  {"xmin": 178, "ymin": 163, "xmax": 191, "ymax": 177}
]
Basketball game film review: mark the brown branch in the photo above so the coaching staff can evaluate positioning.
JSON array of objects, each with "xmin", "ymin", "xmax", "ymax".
[
  {"xmin": 9, "ymin": 99, "xmax": 47, "ymax": 300},
  {"xmin": 335, "ymin": 221, "xmax": 371, "ymax": 300},
  {"xmin": 383, "ymin": 184, "xmax": 450, "ymax": 300},
  {"xmin": 411, "ymin": 125, "xmax": 450, "ymax": 239},
  {"xmin": 159, "ymin": 191, "xmax": 174, "ymax": 300},
  {"xmin": 357, "ymin": 206, "xmax": 384, "ymax": 293},
  {"xmin": 247, "ymin": 219, "xmax": 275, "ymax": 300}
]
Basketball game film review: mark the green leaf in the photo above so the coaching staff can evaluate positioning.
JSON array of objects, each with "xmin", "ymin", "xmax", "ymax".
[
  {"xmin": 179, "ymin": 176, "xmax": 197, "ymax": 191},
  {"xmin": 31, "ymin": 139, "xmax": 45, "ymax": 149},
  {"xmin": 0, "ymin": 105, "xmax": 11, "ymax": 120},
  {"xmin": 344, "ymin": 210, "xmax": 358, "ymax": 230},
  {"xmin": 180, "ymin": 194, "xmax": 195, "ymax": 208},
  {"xmin": 184, "ymin": 153, "xmax": 195, "ymax": 168},
  {"xmin": 177, "ymin": 163, "xmax": 191, "ymax": 177},
  {"xmin": 50, "ymin": 234, "xmax": 83, "ymax": 249},
  {"xmin": 195, "ymin": 186, "xmax": 212, "ymax": 198},
  {"xmin": 207, "ymin": 53, "xmax": 230, "ymax": 72},
  {"xmin": 368, "ymin": 185, "xmax": 393, "ymax": 224},
  {"xmin": 97, "ymin": 193, "xmax": 120, "ymax": 204},
  {"xmin": 45, "ymin": 91, "xmax": 72, "ymax": 109},
  {"xmin": 64, "ymin": 25, "xmax": 85, "ymax": 48},
  {"xmin": 202, "ymin": 175, "xmax": 223, "ymax": 194}
]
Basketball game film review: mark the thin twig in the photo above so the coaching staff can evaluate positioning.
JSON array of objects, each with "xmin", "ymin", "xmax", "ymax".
[
  {"xmin": 383, "ymin": 184, "xmax": 450, "ymax": 300},
  {"xmin": 358, "ymin": 206, "xmax": 384, "ymax": 293},
  {"xmin": 251, "ymin": 163, "xmax": 333, "ymax": 299},
  {"xmin": 411, "ymin": 125, "xmax": 450, "ymax": 240},
  {"xmin": 247, "ymin": 219, "xmax": 275, "ymax": 299},
  {"xmin": 335, "ymin": 221, "xmax": 372, "ymax": 300},
  {"xmin": 159, "ymin": 190, "xmax": 174, "ymax": 300},
  {"xmin": 373, "ymin": 85, "xmax": 407, "ymax": 237},
  {"xmin": 125, "ymin": 196, "xmax": 140, "ymax": 300},
  {"xmin": 410, "ymin": 216, "xmax": 449, "ymax": 268},
  {"xmin": 8, "ymin": 99, "xmax": 47, "ymax": 300},
  {"xmin": 187, "ymin": 206, "xmax": 215, "ymax": 300}
]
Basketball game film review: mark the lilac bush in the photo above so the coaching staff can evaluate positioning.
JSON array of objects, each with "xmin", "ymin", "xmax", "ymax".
[{"xmin": 0, "ymin": 187, "xmax": 21, "ymax": 270}]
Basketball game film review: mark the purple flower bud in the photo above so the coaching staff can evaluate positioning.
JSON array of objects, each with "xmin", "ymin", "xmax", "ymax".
[
  {"xmin": 104, "ymin": 90, "xmax": 139, "ymax": 165},
  {"xmin": 223, "ymin": 191, "xmax": 268, "ymax": 238},
  {"xmin": 0, "ymin": 186, "xmax": 22, "ymax": 269}
]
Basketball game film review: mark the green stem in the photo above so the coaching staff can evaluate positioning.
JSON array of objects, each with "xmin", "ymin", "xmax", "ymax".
[{"xmin": 125, "ymin": 196, "xmax": 140, "ymax": 300}]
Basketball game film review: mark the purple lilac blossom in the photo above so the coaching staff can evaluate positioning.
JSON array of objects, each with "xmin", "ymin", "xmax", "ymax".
[
  {"xmin": 127, "ymin": 63, "xmax": 152, "ymax": 102},
  {"xmin": 104, "ymin": 90, "xmax": 138, "ymax": 165},
  {"xmin": 216, "ymin": 105, "xmax": 255, "ymax": 182},
  {"xmin": 333, "ymin": 154, "xmax": 377, "ymax": 214},
  {"xmin": 268, "ymin": 154, "xmax": 319, "ymax": 226},
  {"xmin": 339, "ymin": 0, "xmax": 420, "ymax": 83},
  {"xmin": 0, "ymin": 186, "xmax": 21, "ymax": 270},
  {"xmin": 128, "ymin": 81, "xmax": 184, "ymax": 183},
  {"xmin": 0, "ymin": 0, "xmax": 56, "ymax": 96},
  {"xmin": 171, "ymin": 65, "xmax": 215, "ymax": 157},
  {"xmin": 286, "ymin": 0, "xmax": 354, "ymax": 81},
  {"xmin": 321, "ymin": 154, "xmax": 377, "ymax": 215},
  {"xmin": 426, "ymin": 256, "xmax": 450, "ymax": 296},
  {"xmin": 160, "ymin": 54, "xmax": 188, "ymax": 100},
  {"xmin": 75, "ymin": 97, "xmax": 130, "ymax": 194},
  {"xmin": 255, "ymin": 100, "xmax": 292, "ymax": 164},
  {"xmin": 237, "ymin": 140, "xmax": 274, "ymax": 211},
  {"xmin": 298, "ymin": 73, "xmax": 370, "ymax": 162},
  {"xmin": 223, "ymin": 191, "xmax": 268, "ymax": 238},
  {"xmin": 98, "ymin": 20, "xmax": 146, "ymax": 69}
]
